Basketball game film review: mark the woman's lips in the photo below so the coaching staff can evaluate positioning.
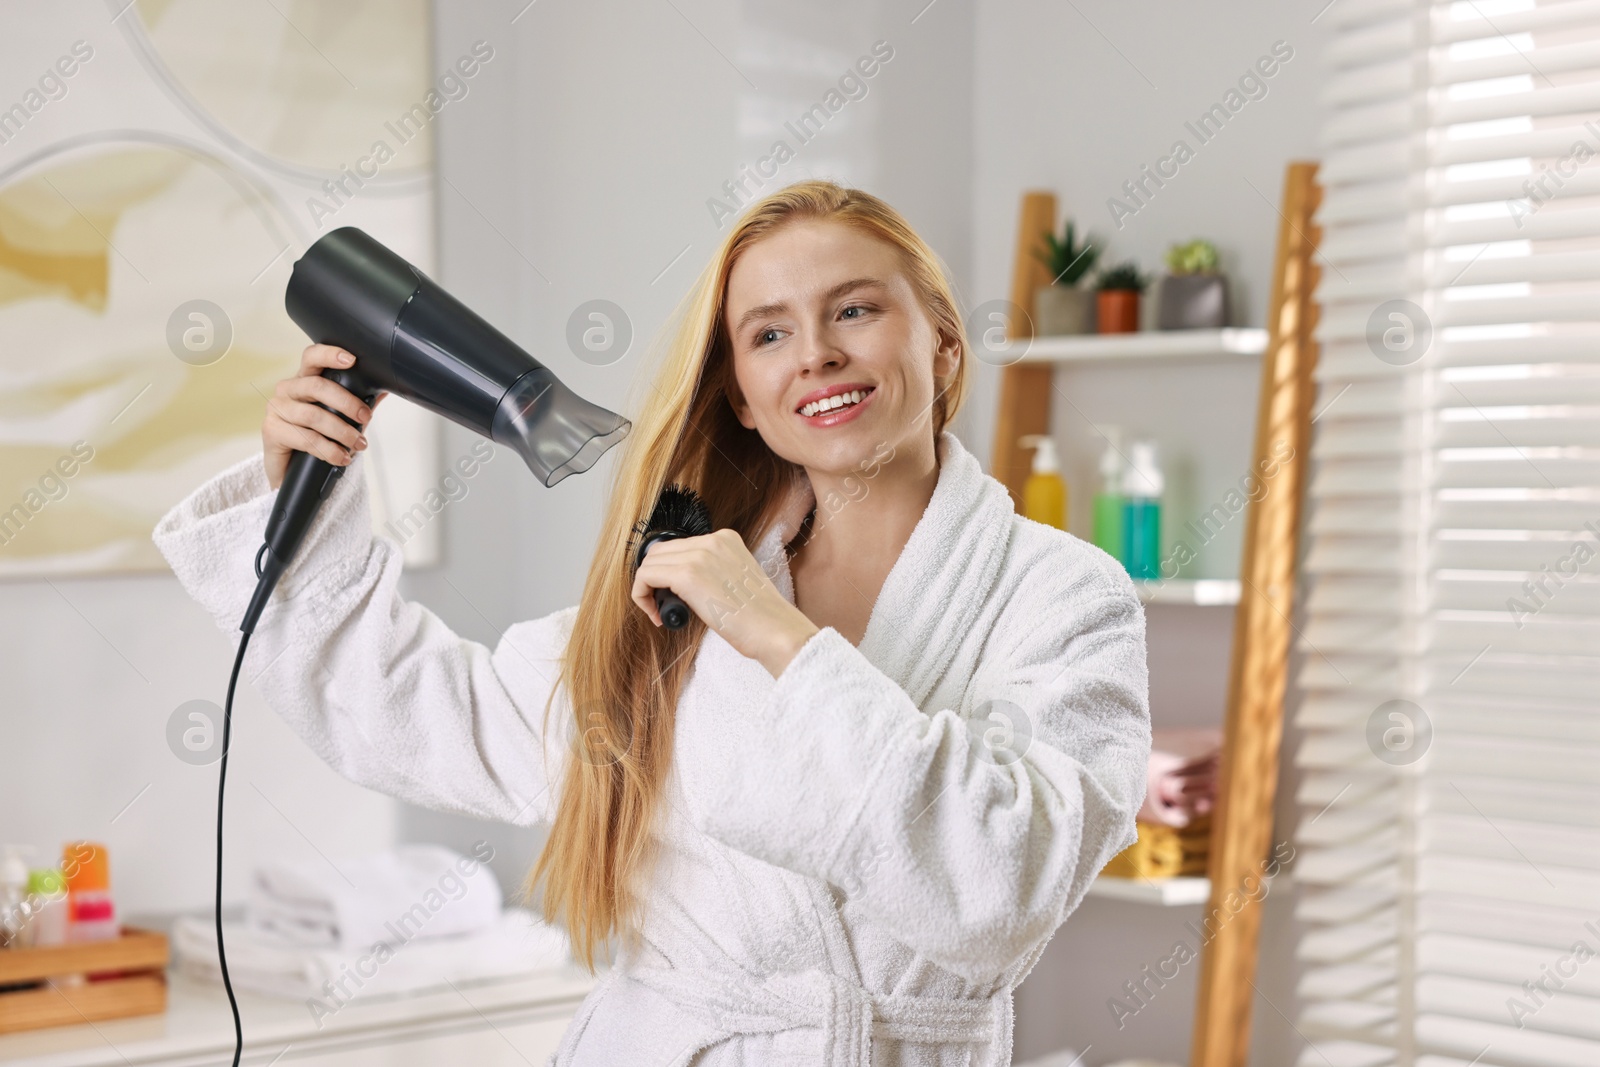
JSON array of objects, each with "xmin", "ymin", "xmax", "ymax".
[{"xmin": 796, "ymin": 386, "xmax": 876, "ymax": 428}]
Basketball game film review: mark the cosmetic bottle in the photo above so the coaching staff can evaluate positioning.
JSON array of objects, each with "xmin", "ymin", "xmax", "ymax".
[
  {"xmin": 1018, "ymin": 434, "xmax": 1067, "ymax": 530},
  {"xmin": 25, "ymin": 869, "xmax": 69, "ymax": 947},
  {"xmin": 63, "ymin": 842, "xmax": 118, "ymax": 942},
  {"xmin": 0, "ymin": 846, "xmax": 31, "ymax": 949},
  {"xmin": 1121, "ymin": 440, "xmax": 1164, "ymax": 580},
  {"xmin": 1092, "ymin": 427, "xmax": 1125, "ymax": 562}
]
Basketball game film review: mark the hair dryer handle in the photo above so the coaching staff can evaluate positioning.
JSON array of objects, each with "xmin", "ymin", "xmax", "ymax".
[{"xmin": 261, "ymin": 366, "xmax": 382, "ymax": 581}]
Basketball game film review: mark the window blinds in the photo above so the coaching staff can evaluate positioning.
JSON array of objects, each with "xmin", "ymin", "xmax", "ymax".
[{"xmin": 1296, "ymin": 1, "xmax": 1600, "ymax": 1066}]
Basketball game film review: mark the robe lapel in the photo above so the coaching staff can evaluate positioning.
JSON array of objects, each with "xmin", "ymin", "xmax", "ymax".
[{"xmin": 747, "ymin": 432, "xmax": 1015, "ymax": 708}]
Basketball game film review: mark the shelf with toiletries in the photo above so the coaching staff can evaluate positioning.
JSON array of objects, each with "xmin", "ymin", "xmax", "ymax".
[
  {"xmin": 1004, "ymin": 223, "xmax": 1269, "ymax": 591},
  {"xmin": 1017, "ymin": 407, "xmax": 1260, "ymax": 599},
  {"xmin": 1003, "ymin": 268, "xmax": 1261, "ymax": 589}
]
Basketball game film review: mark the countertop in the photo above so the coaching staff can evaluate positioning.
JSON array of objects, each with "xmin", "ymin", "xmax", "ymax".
[{"xmin": 0, "ymin": 965, "xmax": 600, "ymax": 1066}]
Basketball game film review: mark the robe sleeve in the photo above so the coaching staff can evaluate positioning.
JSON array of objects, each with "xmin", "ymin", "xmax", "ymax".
[
  {"xmin": 693, "ymin": 586, "xmax": 1151, "ymax": 982},
  {"xmin": 152, "ymin": 449, "xmax": 574, "ymax": 828}
]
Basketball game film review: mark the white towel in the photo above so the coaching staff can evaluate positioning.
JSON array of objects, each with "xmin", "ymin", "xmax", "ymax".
[
  {"xmin": 173, "ymin": 907, "xmax": 570, "ymax": 1005},
  {"xmin": 246, "ymin": 844, "xmax": 503, "ymax": 950}
]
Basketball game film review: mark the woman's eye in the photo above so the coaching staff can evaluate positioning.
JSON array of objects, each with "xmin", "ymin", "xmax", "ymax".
[
  {"xmin": 757, "ymin": 328, "xmax": 781, "ymax": 346},
  {"xmin": 841, "ymin": 304, "xmax": 868, "ymax": 320}
]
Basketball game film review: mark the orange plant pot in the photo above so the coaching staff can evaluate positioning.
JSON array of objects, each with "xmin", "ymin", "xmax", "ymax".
[{"xmin": 1096, "ymin": 290, "xmax": 1141, "ymax": 333}]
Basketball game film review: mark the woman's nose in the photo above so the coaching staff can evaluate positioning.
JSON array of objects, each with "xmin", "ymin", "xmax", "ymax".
[{"xmin": 796, "ymin": 327, "xmax": 844, "ymax": 372}]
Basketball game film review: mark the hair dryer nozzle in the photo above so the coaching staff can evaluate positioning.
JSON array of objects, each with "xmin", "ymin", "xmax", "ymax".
[{"xmin": 493, "ymin": 367, "xmax": 631, "ymax": 487}]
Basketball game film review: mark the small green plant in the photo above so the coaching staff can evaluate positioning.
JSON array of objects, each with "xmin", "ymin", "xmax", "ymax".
[
  {"xmin": 1165, "ymin": 239, "xmax": 1220, "ymax": 275},
  {"xmin": 1034, "ymin": 219, "xmax": 1101, "ymax": 287},
  {"xmin": 1095, "ymin": 261, "xmax": 1151, "ymax": 293}
]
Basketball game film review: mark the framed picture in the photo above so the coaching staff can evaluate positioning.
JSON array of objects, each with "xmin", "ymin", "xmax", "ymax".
[{"xmin": 0, "ymin": 0, "xmax": 444, "ymax": 577}]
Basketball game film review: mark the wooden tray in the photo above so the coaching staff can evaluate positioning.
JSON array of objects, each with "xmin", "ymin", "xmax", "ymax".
[{"xmin": 0, "ymin": 925, "xmax": 168, "ymax": 1034}]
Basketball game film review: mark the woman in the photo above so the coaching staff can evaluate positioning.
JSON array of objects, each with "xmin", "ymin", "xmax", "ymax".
[{"xmin": 154, "ymin": 179, "xmax": 1151, "ymax": 1066}]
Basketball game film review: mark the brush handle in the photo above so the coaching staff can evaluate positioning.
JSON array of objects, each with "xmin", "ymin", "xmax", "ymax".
[
  {"xmin": 655, "ymin": 587, "xmax": 690, "ymax": 630},
  {"xmin": 639, "ymin": 532, "xmax": 692, "ymax": 630}
]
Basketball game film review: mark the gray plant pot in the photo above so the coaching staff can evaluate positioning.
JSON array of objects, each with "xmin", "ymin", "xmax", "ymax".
[
  {"xmin": 1034, "ymin": 285, "xmax": 1096, "ymax": 335},
  {"xmin": 1156, "ymin": 273, "xmax": 1229, "ymax": 330}
]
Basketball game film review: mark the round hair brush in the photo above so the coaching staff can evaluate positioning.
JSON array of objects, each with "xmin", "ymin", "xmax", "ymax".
[{"xmin": 631, "ymin": 483, "xmax": 713, "ymax": 629}]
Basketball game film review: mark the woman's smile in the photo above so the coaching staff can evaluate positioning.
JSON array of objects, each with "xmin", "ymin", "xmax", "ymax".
[{"xmin": 795, "ymin": 383, "xmax": 878, "ymax": 426}]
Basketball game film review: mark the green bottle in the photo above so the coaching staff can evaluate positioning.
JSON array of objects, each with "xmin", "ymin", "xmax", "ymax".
[{"xmin": 1092, "ymin": 427, "xmax": 1124, "ymax": 561}]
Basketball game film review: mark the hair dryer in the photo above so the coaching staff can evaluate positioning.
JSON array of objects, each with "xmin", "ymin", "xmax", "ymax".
[{"xmin": 240, "ymin": 226, "xmax": 632, "ymax": 635}]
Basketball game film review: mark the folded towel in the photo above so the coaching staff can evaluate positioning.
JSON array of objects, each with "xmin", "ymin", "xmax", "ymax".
[
  {"xmin": 173, "ymin": 907, "xmax": 570, "ymax": 1005},
  {"xmin": 1102, "ymin": 820, "xmax": 1185, "ymax": 880},
  {"xmin": 1137, "ymin": 727, "xmax": 1222, "ymax": 828},
  {"xmin": 246, "ymin": 844, "xmax": 502, "ymax": 950}
]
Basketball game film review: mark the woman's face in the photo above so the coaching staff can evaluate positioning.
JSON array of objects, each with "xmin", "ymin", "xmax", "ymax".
[{"xmin": 723, "ymin": 219, "xmax": 957, "ymax": 475}]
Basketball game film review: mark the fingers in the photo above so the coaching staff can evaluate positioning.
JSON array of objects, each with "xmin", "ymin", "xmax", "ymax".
[
  {"xmin": 629, "ymin": 572, "xmax": 663, "ymax": 626},
  {"xmin": 269, "ymin": 394, "xmax": 367, "ymax": 458},
  {"xmin": 265, "ymin": 405, "xmax": 359, "ymax": 468},
  {"xmin": 299, "ymin": 342, "xmax": 356, "ymax": 376},
  {"xmin": 280, "ymin": 365, "xmax": 372, "ymax": 428}
]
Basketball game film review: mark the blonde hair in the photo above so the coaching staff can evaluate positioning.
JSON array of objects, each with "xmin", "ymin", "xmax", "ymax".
[{"xmin": 523, "ymin": 179, "xmax": 971, "ymax": 972}]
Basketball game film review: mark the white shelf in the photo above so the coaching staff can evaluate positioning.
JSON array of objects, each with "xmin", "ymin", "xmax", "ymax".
[
  {"xmin": 1087, "ymin": 875, "xmax": 1211, "ymax": 906},
  {"xmin": 1133, "ymin": 578, "xmax": 1241, "ymax": 606},
  {"xmin": 999, "ymin": 327, "xmax": 1267, "ymax": 364}
]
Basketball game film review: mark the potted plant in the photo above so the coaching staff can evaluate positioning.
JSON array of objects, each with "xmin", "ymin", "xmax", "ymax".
[
  {"xmin": 1095, "ymin": 261, "xmax": 1150, "ymax": 334},
  {"xmin": 1156, "ymin": 239, "xmax": 1230, "ymax": 330},
  {"xmin": 1031, "ymin": 219, "xmax": 1101, "ymax": 335}
]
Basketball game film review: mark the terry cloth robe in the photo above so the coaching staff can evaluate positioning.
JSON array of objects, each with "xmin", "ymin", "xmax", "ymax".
[{"xmin": 152, "ymin": 429, "xmax": 1151, "ymax": 1067}]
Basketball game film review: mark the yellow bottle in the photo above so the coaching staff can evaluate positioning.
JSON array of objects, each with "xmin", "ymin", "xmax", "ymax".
[{"xmin": 1019, "ymin": 434, "xmax": 1067, "ymax": 530}]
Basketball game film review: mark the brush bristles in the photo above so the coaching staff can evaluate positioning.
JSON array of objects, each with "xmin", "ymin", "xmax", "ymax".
[
  {"xmin": 649, "ymin": 484, "xmax": 713, "ymax": 539},
  {"xmin": 627, "ymin": 483, "xmax": 714, "ymax": 570}
]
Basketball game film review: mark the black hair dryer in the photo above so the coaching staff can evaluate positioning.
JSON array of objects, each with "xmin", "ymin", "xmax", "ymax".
[{"xmin": 241, "ymin": 226, "xmax": 631, "ymax": 634}]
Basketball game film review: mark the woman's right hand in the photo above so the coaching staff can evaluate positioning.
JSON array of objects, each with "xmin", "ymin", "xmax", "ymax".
[{"xmin": 262, "ymin": 344, "xmax": 386, "ymax": 490}]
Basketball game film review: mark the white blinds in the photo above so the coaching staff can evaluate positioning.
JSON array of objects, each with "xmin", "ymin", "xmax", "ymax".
[{"xmin": 1296, "ymin": 1, "xmax": 1600, "ymax": 1065}]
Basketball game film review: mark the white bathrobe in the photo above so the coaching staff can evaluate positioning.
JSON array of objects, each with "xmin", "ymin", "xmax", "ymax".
[{"xmin": 152, "ymin": 429, "xmax": 1151, "ymax": 1067}]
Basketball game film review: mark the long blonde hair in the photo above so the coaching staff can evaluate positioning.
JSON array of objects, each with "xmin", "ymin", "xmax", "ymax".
[{"xmin": 524, "ymin": 179, "xmax": 972, "ymax": 972}]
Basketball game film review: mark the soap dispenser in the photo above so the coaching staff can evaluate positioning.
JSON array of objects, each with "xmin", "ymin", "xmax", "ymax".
[
  {"xmin": 1093, "ymin": 426, "xmax": 1125, "ymax": 562},
  {"xmin": 1018, "ymin": 434, "xmax": 1067, "ymax": 530},
  {"xmin": 1121, "ymin": 440, "xmax": 1164, "ymax": 580}
]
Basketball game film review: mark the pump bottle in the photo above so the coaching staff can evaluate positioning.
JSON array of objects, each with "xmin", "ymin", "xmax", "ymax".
[
  {"xmin": 1018, "ymin": 435, "xmax": 1067, "ymax": 530},
  {"xmin": 1121, "ymin": 440, "xmax": 1164, "ymax": 580},
  {"xmin": 1093, "ymin": 427, "xmax": 1125, "ymax": 562}
]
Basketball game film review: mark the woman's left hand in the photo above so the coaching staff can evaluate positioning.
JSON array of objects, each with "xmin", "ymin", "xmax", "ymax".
[{"xmin": 631, "ymin": 528, "xmax": 820, "ymax": 677}]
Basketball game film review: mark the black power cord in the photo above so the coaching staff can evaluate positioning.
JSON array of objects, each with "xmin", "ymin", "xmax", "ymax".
[
  {"xmin": 216, "ymin": 558, "xmax": 272, "ymax": 1066},
  {"xmin": 216, "ymin": 626, "xmax": 251, "ymax": 1066}
]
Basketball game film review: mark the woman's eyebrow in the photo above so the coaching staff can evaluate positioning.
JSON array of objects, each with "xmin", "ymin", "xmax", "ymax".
[{"xmin": 733, "ymin": 277, "xmax": 889, "ymax": 336}]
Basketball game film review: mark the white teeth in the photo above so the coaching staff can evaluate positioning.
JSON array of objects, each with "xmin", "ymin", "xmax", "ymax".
[{"xmin": 800, "ymin": 389, "xmax": 868, "ymax": 417}]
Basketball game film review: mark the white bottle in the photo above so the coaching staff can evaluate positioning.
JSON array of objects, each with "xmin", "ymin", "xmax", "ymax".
[
  {"xmin": 26, "ymin": 869, "xmax": 70, "ymax": 947},
  {"xmin": 0, "ymin": 845, "xmax": 33, "ymax": 949}
]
